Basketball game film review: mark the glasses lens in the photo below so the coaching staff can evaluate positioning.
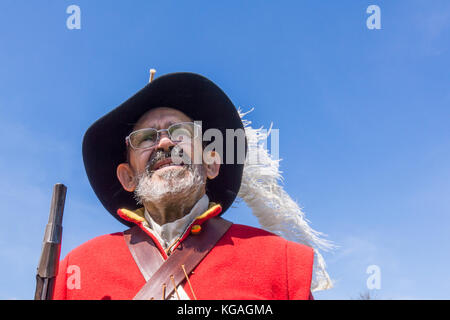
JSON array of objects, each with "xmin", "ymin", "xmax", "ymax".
[
  {"xmin": 169, "ymin": 123, "xmax": 198, "ymax": 142},
  {"xmin": 129, "ymin": 128, "xmax": 158, "ymax": 149}
]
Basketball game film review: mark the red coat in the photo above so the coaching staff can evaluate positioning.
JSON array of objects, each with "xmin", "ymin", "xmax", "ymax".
[{"xmin": 53, "ymin": 204, "xmax": 315, "ymax": 300}]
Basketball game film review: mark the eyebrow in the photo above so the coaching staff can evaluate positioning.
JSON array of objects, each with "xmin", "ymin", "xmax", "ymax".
[{"xmin": 165, "ymin": 120, "xmax": 176, "ymax": 127}]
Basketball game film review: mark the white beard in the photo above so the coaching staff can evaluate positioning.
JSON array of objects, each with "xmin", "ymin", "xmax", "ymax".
[{"xmin": 134, "ymin": 164, "xmax": 206, "ymax": 206}]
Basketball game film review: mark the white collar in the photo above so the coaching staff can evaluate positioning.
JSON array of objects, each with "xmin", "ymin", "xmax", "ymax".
[{"xmin": 143, "ymin": 194, "xmax": 210, "ymax": 250}]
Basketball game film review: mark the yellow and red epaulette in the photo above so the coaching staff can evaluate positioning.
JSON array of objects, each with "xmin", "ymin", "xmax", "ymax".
[{"xmin": 117, "ymin": 202, "xmax": 223, "ymax": 256}]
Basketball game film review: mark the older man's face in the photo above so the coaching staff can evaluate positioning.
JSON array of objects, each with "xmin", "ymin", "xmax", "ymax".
[
  {"xmin": 117, "ymin": 107, "xmax": 219, "ymax": 208},
  {"xmin": 129, "ymin": 107, "xmax": 195, "ymax": 176}
]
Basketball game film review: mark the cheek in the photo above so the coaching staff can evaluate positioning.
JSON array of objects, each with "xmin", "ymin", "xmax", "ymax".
[{"xmin": 129, "ymin": 150, "xmax": 153, "ymax": 173}]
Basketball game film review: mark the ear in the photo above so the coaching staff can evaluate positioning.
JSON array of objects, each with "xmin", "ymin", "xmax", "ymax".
[
  {"xmin": 117, "ymin": 163, "xmax": 137, "ymax": 192},
  {"xmin": 204, "ymin": 150, "xmax": 221, "ymax": 180}
]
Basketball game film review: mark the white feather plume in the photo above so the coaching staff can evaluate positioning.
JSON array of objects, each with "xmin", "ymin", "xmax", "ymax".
[{"xmin": 237, "ymin": 108, "xmax": 335, "ymax": 292}]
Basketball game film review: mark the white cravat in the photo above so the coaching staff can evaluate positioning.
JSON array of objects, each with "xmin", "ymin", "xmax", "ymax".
[
  {"xmin": 142, "ymin": 194, "xmax": 210, "ymax": 300},
  {"xmin": 143, "ymin": 194, "xmax": 209, "ymax": 250}
]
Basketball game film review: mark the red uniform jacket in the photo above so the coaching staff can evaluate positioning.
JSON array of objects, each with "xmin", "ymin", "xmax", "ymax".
[{"xmin": 53, "ymin": 204, "xmax": 315, "ymax": 300}]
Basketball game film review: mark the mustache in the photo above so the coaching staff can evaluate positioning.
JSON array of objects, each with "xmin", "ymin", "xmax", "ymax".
[
  {"xmin": 146, "ymin": 146, "xmax": 186, "ymax": 173},
  {"xmin": 134, "ymin": 155, "xmax": 206, "ymax": 207}
]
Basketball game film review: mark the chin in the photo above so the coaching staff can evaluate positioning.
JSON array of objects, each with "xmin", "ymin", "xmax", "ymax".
[
  {"xmin": 135, "ymin": 164, "xmax": 206, "ymax": 205},
  {"xmin": 151, "ymin": 164, "xmax": 189, "ymax": 180},
  {"xmin": 141, "ymin": 183, "xmax": 204, "ymax": 209}
]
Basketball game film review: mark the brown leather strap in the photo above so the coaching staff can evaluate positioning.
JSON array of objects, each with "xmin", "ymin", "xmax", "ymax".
[
  {"xmin": 123, "ymin": 226, "xmax": 164, "ymax": 281},
  {"xmin": 132, "ymin": 217, "xmax": 232, "ymax": 300}
]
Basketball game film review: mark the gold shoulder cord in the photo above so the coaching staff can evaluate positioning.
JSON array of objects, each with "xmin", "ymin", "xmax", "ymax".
[{"xmin": 181, "ymin": 264, "xmax": 197, "ymax": 300}]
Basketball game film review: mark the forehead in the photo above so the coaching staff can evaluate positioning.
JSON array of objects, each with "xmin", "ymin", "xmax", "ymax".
[{"xmin": 133, "ymin": 107, "xmax": 192, "ymax": 130}]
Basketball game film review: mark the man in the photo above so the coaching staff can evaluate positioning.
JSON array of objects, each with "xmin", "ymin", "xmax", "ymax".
[{"xmin": 53, "ymin": 72, "xmax": 331, "ymax": 300}]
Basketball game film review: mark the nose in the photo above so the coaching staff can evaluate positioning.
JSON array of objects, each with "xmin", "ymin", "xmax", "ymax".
[{"xmin": 155, "ymin": 131, "xmax": 175, "ymax": 152}]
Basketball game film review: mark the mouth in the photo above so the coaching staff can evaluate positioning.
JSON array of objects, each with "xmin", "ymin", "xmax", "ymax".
[{"xmin": 151, "ymin": 158, "xmax": 185, "ymax": 172}]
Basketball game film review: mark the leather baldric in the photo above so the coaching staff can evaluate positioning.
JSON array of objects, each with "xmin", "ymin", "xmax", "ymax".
[
  {"xmin": 123, "ymin": 226, "xmax": 164, "ymax": 282},
  {"xmin": 124, "ymin": 217, "xmax": 233, "ymax": 300}
]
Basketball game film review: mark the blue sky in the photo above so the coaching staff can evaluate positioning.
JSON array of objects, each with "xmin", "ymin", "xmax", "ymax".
[{"xmin": 1, "ymin": 0, "xmax": 449, "ymax": 299}]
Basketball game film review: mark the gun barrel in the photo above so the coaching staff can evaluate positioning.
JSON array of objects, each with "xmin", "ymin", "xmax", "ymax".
[{"xmin": 35, "ymin": 183, "xmax": 67, "ymax": 300}]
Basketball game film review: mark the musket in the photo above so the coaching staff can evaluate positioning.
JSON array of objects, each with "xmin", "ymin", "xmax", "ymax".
[{"xmin": 34, "ymin": 183, "xmax": 67, "ymax": 300}]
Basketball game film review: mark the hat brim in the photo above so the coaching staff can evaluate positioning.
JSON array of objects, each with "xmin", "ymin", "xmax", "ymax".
[{"xmin": 82, "ymin": 72, "xmax": 246, "ymax": 227}]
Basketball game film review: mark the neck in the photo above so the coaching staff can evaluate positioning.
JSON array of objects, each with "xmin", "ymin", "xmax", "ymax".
[{"xmin": 144, "ymin": 190, "xmax": 205, "ymax": 225}]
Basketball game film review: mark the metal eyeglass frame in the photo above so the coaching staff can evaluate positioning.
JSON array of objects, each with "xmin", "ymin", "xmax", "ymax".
[{"xmin": 125, "ymin": 121, "xmax": 201, "ymax": 150}]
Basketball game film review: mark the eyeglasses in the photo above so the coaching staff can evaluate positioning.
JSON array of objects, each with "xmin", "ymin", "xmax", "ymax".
[{"xmin": 125, "ymin": 122, "xmax": 201, "ymax": 150}]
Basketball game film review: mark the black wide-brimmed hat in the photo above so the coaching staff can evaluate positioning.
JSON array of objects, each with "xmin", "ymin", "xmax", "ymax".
[{"xmin": 82, "ymin": 72, "xmax": 246, "ymax": 227}]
